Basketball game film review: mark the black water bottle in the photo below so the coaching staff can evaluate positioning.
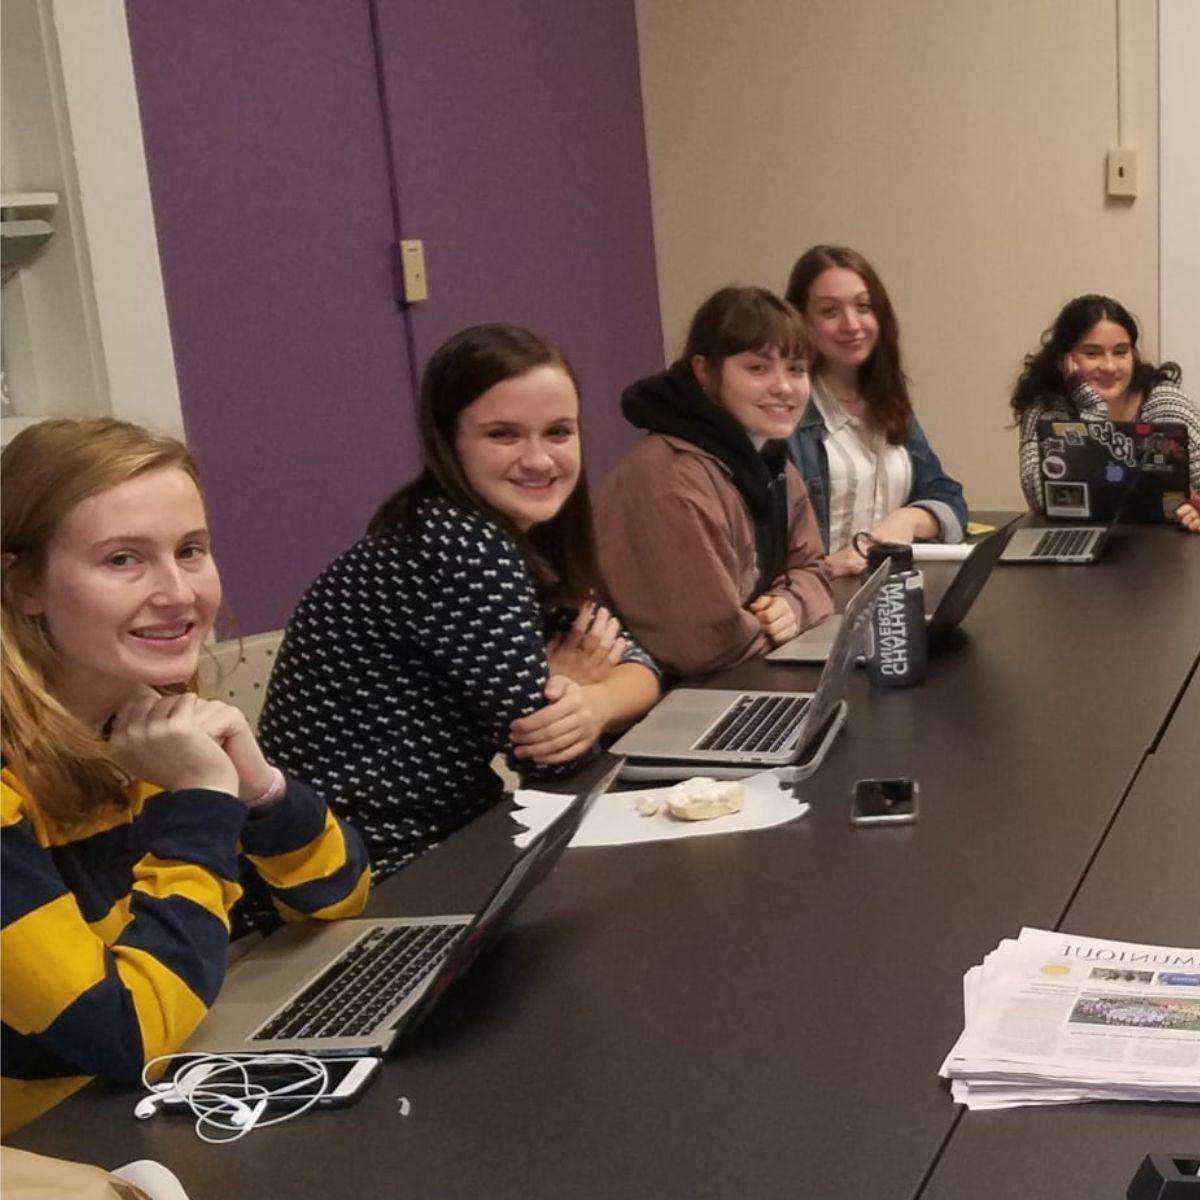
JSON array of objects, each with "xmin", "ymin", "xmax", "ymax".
[{"xmin": 865, "ymin": 540, "xmax": 927, "ymax": 688}]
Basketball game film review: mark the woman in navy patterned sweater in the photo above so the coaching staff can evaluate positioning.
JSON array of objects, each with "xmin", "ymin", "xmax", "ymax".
[{"xmin": 260, "ymin": 325, "xmax": 661, "ymax": 879}]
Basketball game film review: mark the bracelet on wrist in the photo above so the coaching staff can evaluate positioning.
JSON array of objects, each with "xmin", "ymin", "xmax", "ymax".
[{"xmin": 246, "ymin": 765, "xmax": 286, "ymax": 809}]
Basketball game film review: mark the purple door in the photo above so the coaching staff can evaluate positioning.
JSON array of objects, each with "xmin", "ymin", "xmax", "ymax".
[
  {"xmin": 370, "ymin": 0, "xmax": 663, "ymax": 479},
  {"xmin": 127, "ymin": 1, "xmax": 662, "ymax": 632},
  {"xmin": 127, "ymin": 1, "xmax": 417, "ymax": 632}
]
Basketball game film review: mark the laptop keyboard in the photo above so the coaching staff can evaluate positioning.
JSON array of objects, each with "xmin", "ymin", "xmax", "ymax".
[
  {"xmin": 1032, "ymin": 528, "xmax": 1096, "ymax": 559},
  {"xmin": 253, "ymin": 923, "xmax": 461, "ymax": 1040},
  {"xmin": 695, "ymin": 694, "xmax": 810, "ymax": 754}
]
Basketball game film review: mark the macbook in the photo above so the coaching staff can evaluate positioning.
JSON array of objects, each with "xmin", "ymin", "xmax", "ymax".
[
  {"xmin": 181, "ymin": 758, "xmax": 623, "ymax": 1058},
  {"xmin": 1002, "ymin": 451, "xmax": 1151, "ymax": 565},
  {"xmin": 1032, "ymin": 417, "xmax": 1189, "ymax": 524},
  {"xmin": 611, "ymin": 560, "xmax": 888, "ymax": 781},
  {"xmin": 768, "ymin": 519, "xmax": 1018, "ymax": 663}
]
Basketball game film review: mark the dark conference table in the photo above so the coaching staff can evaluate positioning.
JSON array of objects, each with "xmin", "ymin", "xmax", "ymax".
[
  {"xmin": 921, "ymin": 657, "xmax": 1200, "ymax": 1200},
  {"xmin": 12, "ymin": 520, "xmax": 1200, "ymax": 1199}
]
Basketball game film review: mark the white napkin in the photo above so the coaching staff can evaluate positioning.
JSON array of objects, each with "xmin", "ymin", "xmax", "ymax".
[{"xmin": 511, "ymin": 771, "xmax": 809, "ymax": 848}]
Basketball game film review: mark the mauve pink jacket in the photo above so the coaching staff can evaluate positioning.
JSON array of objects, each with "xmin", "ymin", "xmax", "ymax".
[{"xmin": 595, "ymin": 432, "xmax": 833, "ymax": 677}]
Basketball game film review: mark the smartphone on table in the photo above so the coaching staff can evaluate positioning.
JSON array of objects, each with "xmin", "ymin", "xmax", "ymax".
[
  {"xmin": 158, "ymin": 1054, "xmax": 381, "ymax": 1114},
  {"xmin": 850, "ymin": 778, "xmax": 919, "ymax": 826}
]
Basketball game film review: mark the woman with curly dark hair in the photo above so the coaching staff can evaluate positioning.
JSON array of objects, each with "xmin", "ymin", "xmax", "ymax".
[{"xmin": 1010, "ymin": 295, "xmax": 1199, "ymax": 532}]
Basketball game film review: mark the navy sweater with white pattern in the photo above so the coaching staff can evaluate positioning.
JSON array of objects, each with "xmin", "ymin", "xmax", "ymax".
[{"xmin": 259, "ymin": 499, "xmax": 656, "ymax": 879}]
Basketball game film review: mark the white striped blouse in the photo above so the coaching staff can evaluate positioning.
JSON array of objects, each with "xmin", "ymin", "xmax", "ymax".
[{"xmin": 810, "ymin": 376, "xmax": 913, "ymax": 552}]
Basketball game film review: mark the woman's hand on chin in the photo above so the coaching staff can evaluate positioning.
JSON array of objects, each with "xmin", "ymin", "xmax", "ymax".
[{"xmin": 110, "ymin": 689, "xmax": 240, "ymax": 797}]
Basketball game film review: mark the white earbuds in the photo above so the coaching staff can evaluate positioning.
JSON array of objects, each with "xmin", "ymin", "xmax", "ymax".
[
  {"xmin": 230, "ymin": 1097, "xmax": 268, "ymax": 1129},
  {"xmin": 133, "ymin": 1094, "xmax": 166, "ymax": 1120},
  {"xmin": 133, "ymin": 1092, "xmax": 257, "ymax": 1124},
  {"xmin": 136, "ymin": 1053, "xmax": 329, "ymax": 1144},
  {"xmin": 133, "ymin": 1067, "xmax": 211, "ymax": 1119}
]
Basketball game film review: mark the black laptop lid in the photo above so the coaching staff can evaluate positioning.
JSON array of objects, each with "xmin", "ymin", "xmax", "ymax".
[
  {"xmin": 1036, "ymin": 418, "xmax": 1189, "ymax": 523},
  {"xmin": 406, "ymin": 757, "xmax": 622, "ymax": 1022},
  {"xmin": 926, "ymin": 518, "xmax": 1018, "ymax": 644}
]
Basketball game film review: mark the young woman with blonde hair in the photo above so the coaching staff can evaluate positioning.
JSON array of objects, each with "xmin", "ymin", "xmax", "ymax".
[{"xmin": 1, "ymin": 418, "xmax": 369, "ymax": 1134}]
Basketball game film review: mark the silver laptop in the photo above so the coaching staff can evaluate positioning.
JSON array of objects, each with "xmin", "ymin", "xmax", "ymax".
[
  {"xmin": 1000, "ymin": 521, "xmax": 1110, "ymax": 564},
  {"xmin": 1002, "ymin": 440, "xmax": 1151, "ymax": 564},
  {"xmin": 769, "ymin": 520, "xmax": 1017, "ymax": 663},
  {"xmin": 611, "ymin": 561, "xmax": 888, "ymax": 781},
  {"xmin": 182, "ymin": 759, "xmax": 623, "ymax": 1058}
]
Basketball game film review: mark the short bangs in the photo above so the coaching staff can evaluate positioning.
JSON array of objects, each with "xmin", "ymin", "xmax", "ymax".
[{"xmin": 683, "ymin": 286, "xmax": 809, "ymax": 365}]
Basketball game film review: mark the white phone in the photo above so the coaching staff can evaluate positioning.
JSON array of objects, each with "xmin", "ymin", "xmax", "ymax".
[{"xmin": 158, "ymin": 1055, "xmax": 380, "ymax": 1113}]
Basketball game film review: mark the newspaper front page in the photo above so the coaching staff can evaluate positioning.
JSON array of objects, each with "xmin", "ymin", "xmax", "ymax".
[{"xmin": 941, "ymin": 928, "xmax": 1200, "ymax": 1108}]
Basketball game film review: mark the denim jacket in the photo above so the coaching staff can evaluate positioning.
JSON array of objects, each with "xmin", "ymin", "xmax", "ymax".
[{"xmin": 787, "ymin": 400, "xmax": 968, "ymax": 551}]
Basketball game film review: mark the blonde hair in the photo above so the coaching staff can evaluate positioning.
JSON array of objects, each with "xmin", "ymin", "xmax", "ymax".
[{"xmin": 1, "ymin": 418, "xmax": 206, "ymax": 823}]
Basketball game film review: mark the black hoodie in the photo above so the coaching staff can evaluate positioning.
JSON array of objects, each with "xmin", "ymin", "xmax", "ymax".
[{"xmin": 621, "ymin": 362, "xmax": 791, "ymax": 596}]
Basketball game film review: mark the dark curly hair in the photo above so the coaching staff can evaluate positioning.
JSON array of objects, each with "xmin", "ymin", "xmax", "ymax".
[{"xmin": 1009, "ymin": 295, "xmax": 1181, "ymax": 421}]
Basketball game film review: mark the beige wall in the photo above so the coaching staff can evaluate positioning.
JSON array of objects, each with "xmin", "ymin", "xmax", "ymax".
[{"xmin": 634, "ymin": 0, "xmax": 1159, "ymax": 509}]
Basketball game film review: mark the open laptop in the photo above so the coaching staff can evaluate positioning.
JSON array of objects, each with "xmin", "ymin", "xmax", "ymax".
[
  {"xmin": 611, "ymin": 560, "xmax": 888, "ymax": 782},
  {"xmin": 181, "ymin": 758, "xmax": 623, "ymax": 1058},
  {"xmin": 767, "ymin": 519, "xmax": 1018, "ymax": 663},
  {"xmin": 1032, "ymin": 417, "xmax": 1189, "ymax": 524},
  {"xmin": 1002, "ymin": 437, "xmax": 1156, "ymax": 565}
]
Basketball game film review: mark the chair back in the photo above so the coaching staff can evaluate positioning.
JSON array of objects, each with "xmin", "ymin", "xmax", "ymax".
[{"xmin": 199, "ymin": 631, "xmax": 284, "ymax": 733}]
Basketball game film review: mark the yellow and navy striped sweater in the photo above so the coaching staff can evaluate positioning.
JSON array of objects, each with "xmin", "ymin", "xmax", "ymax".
[{"xmin": 0, "ymin": 768, "xmax": 370, "ymax": 1136}]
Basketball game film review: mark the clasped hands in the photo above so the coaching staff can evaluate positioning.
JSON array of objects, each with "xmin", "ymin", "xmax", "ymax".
[
  {"xmin": 109, "ymin": 687, "xmax": 278, "ymax": 805},
  {"xmin": 510, "ymin": 602, "xmax": 625, "ymax": 766}
]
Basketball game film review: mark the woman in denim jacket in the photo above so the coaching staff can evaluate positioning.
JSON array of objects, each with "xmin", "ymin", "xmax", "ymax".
[{"xmin": 784, "ymin": 245, "xmax": 968, "ymax": 576}]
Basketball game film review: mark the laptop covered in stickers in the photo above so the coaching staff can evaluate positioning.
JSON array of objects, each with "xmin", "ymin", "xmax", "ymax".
[{"xmin": 1030, "ymin": 417, "xmax": 1189, "ymax": 524}]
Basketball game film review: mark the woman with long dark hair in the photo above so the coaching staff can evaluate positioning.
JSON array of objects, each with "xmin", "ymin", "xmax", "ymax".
[
  {"xmin": 594, "ymin": 286, "xmax": 833, "ymax": 676},
  {"xmin": 1, "ymin": 419, "xmax": 368, "ymax": 1134},
  {"xmin": 1010, "ymin": 294, "xmax": 1200, "ymax": 532},
  {"xmin": 259, "ymin": 324, "xmax": 660, "ymax": 879},
  {"xmin": 784, "ymin": 246, "xmax": 968, "ymax": 575}
]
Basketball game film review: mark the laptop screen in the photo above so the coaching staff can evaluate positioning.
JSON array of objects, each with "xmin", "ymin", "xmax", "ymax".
[{"xmin": 411, "ymin": 757, "xmax": 622, "ymax": 1012}]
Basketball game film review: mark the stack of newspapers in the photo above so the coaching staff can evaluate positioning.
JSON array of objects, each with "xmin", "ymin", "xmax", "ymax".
[{"xmin": 941, "ymin": 927, "xmax": 1200, "ymax": 1109}]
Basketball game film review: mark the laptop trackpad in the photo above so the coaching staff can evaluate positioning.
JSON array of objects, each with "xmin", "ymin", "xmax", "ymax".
[{"xmin": 224, "ymin": 962, "xmax": 311, "ymax": 1005}]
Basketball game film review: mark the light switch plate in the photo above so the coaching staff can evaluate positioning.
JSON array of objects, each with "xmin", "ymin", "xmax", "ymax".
[{"xmin": 400, "ymin": 239, "xmax": 429, "ymax": 302}]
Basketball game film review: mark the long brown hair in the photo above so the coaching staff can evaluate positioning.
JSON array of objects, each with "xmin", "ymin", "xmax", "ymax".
[
  {"xmin": 1, "ymin": 418, "xmax": 206, "ymax": 823},
  {"xmin": 369, "ymin": 324, "xmax": 599, "ymax": 607},
  {"xmin": 785, "ymin": 245, "xmax": 913, "ymax": 444}
]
